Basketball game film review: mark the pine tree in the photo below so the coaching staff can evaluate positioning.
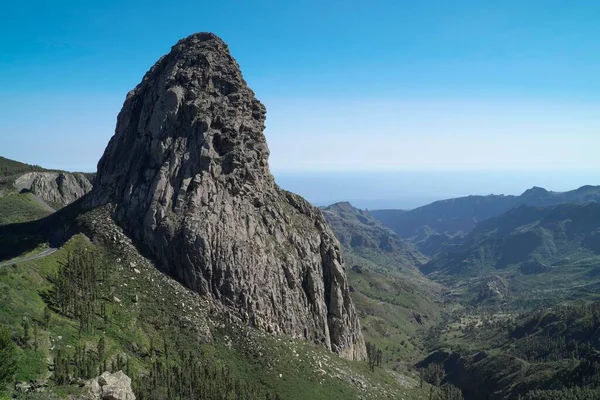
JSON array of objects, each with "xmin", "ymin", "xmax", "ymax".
[
  {"xmin": 43, "ymin": 306, "xmax": 51, "ymax": 329},
  {"xmin": 423, "ymin": 363, "xmax": 444, "ymax": 400},
  {"xmin": 33, "ymin": 322, "xmax": 39, "ymax": 351},
  {"xmin": 365, "ymin": 341, "xmax": 383, "ymax": 371},
  {"xmin": 97, "ymin": 337, "xmax": 105, "ymax": 364},
  {"xmin": 21, "ymin": 320, "xmax": 31, "ymax": 348},
  {"xmin": 0, "ymin": 326, "xmax": 17, "ymax": 392}
]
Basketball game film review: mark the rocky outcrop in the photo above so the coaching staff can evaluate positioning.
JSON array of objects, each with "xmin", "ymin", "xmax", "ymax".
[
  {"xmin": 14, "ymin": 172, "xmax": 92, "ymax": 208},
  {"xmin": 322, "ymin": 202, "xmax": 426, "ymax": 271},
  {"xmin": 475, "ymin": 275, "xmax": 509, "ymax": 304},
  {"xmin": 87, "ymin": 371, "xmax": 136, "ymax": 400},
  {"xmin": 87, "ymin": 33, "xmax": 365, "ymax": 360}
]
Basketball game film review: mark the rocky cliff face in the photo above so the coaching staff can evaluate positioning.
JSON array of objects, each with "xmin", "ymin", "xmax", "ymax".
[
  {"xmin": 88, "ymin": 33, "xmax": 365, "ymax": 360},
  {"xmin": 14, "ymin": 172, "xmax": 92, "ymax": 208},
  {"xmin": 322, "ymin": 202, "xmax": 426, "ymax": 271}
]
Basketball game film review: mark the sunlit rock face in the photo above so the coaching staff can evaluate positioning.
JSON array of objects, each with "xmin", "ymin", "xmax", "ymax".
[{"xmin": 89, "ymin": 33, "xmax": 366, "ymax": 360}]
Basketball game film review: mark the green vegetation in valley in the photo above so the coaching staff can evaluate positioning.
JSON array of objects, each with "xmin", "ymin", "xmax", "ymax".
[
  {"xmin": 421, "ymin": 302, "xmax": 600, "ymax": 400},
  {"xmin": 324, "ymin": 195, "xmax": 600, "ymax": 400}
]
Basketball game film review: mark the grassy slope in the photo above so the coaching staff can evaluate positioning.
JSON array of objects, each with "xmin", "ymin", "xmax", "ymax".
[
  {"xmin": 347, "ymin": 251, "xmax": 443, "ymax": 364},
  {"xmin": 0, "ymin": 193, "xmax": 52, "ymax": 226},
  {"xmin": 0, "ymin": 190, "xmax": 54, "ymax": 263},
  {"xmin": 321, "ymin": 203, "xmax": 445, "ymax": 368},
  {"xmin": 0, "ymin": 216, "xmax": 431, "ymax": 399}
]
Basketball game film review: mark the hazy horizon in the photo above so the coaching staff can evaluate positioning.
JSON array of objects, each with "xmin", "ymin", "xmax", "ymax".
[{"xmin": 275, "ymin": 170, "xmax": 600, "ymax": 210}]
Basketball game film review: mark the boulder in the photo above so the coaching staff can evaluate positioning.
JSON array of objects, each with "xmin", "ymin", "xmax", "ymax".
[{"xmin": 87, "ymin": 371, "xmax": 135, "ymax": 400}]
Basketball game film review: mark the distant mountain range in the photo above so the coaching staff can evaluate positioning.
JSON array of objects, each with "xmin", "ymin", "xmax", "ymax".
[
  {"xmin": 422, "ymin": 202, "xmax": 600, "ymax": 307},
  {"xmin": 425, "ymin": 202, "xmax": 600, "ymax": 274},
  {"xmin": 370, "ymin": 185, "xmax": 600, "ymax": 255}
]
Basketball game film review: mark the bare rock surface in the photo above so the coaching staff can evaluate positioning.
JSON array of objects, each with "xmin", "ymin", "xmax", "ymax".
[
  {"xmin": 87, "ymin": 371, "xmax": 135, "ymax": 400},
  {"xmin": 14, "ymin": 172, "xmax": 92, "ymax": 208},
  {"xmin": 87, "ymin": 33, "xmax": 365, "ymax": 360}
]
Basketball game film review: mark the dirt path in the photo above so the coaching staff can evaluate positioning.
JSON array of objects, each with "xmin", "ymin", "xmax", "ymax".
[{"xmin": 0, "ymin": 247, "xmax": 58, "ymax": 267}]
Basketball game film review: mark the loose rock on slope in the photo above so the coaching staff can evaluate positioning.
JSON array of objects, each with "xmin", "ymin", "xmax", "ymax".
[{"xmin": 87, "ymin": 32, "xmax": 366, "ymax": 360}]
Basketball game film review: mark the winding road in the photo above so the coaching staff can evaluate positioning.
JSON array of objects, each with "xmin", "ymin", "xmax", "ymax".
[{"xmin": 0, "ymin": 247, "xmax": 58, "ymax": 267}]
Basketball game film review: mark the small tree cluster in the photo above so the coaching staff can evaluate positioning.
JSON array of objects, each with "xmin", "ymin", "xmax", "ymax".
[
  {"xmin": 438, "ymin": 384, "xmax": 464, "ymax": 400},
  {"xmin": 54, "ymin": 346, "xmax": 98, "ymax": 384},
  {"xmin": 420, "ymin": 363, "xmax": 445, "ymax": 400},
  {"xmin": 365, "ymin": 342, "xmax": 382, "ymax": 371},
  {"xmin": 54, "ymin": 338, "xmax": 126, "ymax": 385},
  {"xmin": 519, "ymin": 386, "xmax": 600, "ymax": 400},
  {"xmin": 20, "ymin": 319, "xmax": 31, "ymax": 348},
  {"xmin": 48, "ymin": 248, "xmax": 108, "ymax": 333},
  {"xmin": 135, "ymin": 345, "xmax": 276, "ymax": 400}
]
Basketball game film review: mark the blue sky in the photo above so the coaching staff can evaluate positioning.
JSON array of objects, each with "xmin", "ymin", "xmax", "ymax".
[{"xmin": 1, "ymin": 0, "xmax": 599, "ymax": 206}]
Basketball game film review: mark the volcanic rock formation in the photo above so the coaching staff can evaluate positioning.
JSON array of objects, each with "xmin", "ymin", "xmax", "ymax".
[
  {"xmin": 88, "ymin": 33, "xmax": 366, "ymax": 360},
  {"xmin": 14, "ymin": 172, "xmax": 93, "ymax": 208}
]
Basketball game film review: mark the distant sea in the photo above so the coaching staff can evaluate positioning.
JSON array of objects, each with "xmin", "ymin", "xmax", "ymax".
[{"xmin": 273, "ymin": 170, "xmax": 600, "ymax": 210}]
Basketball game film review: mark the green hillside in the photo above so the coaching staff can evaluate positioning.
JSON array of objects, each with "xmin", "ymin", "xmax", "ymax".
[
  {"xmin": 0, "ymin": 193, "xmax": 53, "ymax": 226},
  {"xmin": 322, "ymin": 202, "xmax": 427, "ymax": 274},
  {"xmin": 423, "ymin": 203, "xmax": 600, "ymax": 308},
  {"xmin": 420, "ymin": 302, "xmax": 600, "ymax": 400},
  {"xmin": 322, "ymin": 202, "xmax": 444, "ymax": 365},
  {"xmin": 0, "ymin": 156, "xmax": 48, "ymax": 178},
  {"xmin": 0, "ymin": 206, "xmax": 431, "ymax": 399},
  {"xmin": 0, "ymin": 186, "xmax": 55, "ymax": 263},
  {"xmin": 371, "ymin": 186, "xmax": 600, "ymax": 255}
]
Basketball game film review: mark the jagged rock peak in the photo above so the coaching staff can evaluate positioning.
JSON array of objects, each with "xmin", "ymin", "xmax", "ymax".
[
  {"xmin": 88, "ymin": 33, "xmax": 366, "ymax": 360},
  {"xmin": 92, "ymin": 31, "xmax": 270, "ymax": 202}
]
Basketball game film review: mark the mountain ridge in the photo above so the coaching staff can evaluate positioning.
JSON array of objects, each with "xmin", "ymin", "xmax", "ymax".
[
  {"xmin": 422, "ymin": 201, "xmax": 600, "ymax": 307},
  {"xmin": 370, "ymin": 185, "xmax": 600, "ymax": 255}
]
